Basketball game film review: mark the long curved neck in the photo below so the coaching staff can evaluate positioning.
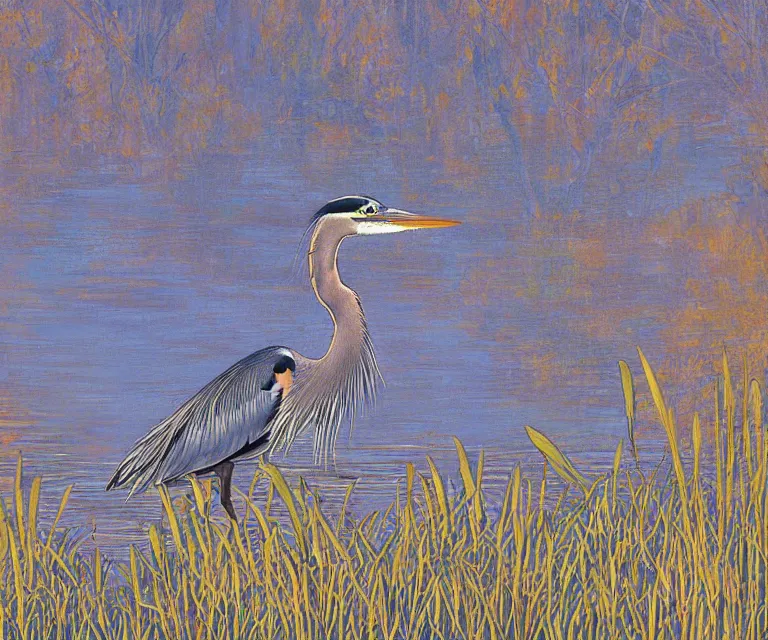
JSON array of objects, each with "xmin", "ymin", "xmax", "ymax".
[
  {"xmin": 266, "ymin": 216, "xmax": 381, "ymax": 463},
  {"xmin": 308, "ymin": 217, "xmax": 366, "ymax": 361}
]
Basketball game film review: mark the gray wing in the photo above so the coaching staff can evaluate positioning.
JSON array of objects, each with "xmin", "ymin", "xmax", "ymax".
[{"xmin": 106, "ymin": 346, "xmax": 296, "ymax": 496}]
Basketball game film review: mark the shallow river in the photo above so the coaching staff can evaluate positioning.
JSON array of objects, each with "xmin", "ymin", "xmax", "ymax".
[{"xmin": 0, "ymin": 132, "xmax": 735, "ymax": 555}]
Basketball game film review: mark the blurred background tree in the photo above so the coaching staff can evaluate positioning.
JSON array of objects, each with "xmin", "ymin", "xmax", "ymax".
[{"xmin": 0, "ymin": 0, "xmax": 761, "ymax": 174}]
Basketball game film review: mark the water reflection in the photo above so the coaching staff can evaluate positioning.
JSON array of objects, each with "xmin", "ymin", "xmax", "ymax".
[{"xmin": 0, "ymin": 133, "xmax": 747, "ymax": 557}]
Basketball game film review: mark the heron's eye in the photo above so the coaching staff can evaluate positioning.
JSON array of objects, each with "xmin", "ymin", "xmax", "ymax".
[{"xmin": 364, "ymin": 205, "xmax": 376, "ymax": 215}]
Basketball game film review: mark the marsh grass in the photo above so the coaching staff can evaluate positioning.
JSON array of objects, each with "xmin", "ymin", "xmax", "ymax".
[{"xmin": 2, "ymin": 349, "xmax": 768, "ymax": 638}]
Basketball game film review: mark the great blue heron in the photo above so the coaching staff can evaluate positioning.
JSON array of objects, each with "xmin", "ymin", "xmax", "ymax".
[{"xmin": 106, "ymin": 196, "xmax": 460, "ymax": 520}]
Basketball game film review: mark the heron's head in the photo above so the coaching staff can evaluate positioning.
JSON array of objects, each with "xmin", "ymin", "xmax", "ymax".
[{"xmin": 311, "ymin": 195, "xmax": 460, "ymax": 236}]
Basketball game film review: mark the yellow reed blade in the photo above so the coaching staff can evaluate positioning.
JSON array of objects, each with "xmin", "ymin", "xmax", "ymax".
[
  {"xmin": 618, "ymin": 360, "xmax": 636, "ymax": 450},
  {"xmin": 525, "ymin": 425, "xmax": 588, "ymax": 491},
  {"xmin": 14, "ymin": 454, "xmax": 25, "ymax": 551},
  {"xmin": 692, "ymin": 412, "xmax": 701, "ymax": 488},
  {"xmin": 0, "ymin": 502, "xmax": 7, "ymax": 565},
  {"xmin": 637, "ymin": 348, "xmax": 671, "ymax": 432},
  {"xmin": 751, "ymin": 379, "xmax": 763, "ymax": 462},
  {"xmin": 426, "ymin": 456, "xmax": 449, "ymax": 537},
  {"xmin": 262, "ymin": 463, "xmax": 307, "ymax": 559},
  {"xmin": 453, "ymin": 436, "xmax": 477, "ymax": 497}
]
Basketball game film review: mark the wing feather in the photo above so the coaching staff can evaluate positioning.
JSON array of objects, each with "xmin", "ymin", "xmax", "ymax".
[{"xmin": 106, "ymin": 346, "xmax": 295, "ymax": 496}]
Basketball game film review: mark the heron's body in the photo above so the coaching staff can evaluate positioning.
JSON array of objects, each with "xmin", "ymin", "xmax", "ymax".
[{"xmin": 106, "ymin": 196, "xmax": 459, "ymax": 519}]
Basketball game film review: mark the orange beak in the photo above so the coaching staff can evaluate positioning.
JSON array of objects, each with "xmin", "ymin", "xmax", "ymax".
[{"xmin": 381, "ymin": 209, "xmax": 461, "ymax": 229}]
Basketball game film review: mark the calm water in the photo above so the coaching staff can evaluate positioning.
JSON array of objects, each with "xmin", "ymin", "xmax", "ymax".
[{"xmin": 0, "ymin": 132, "xmax": 733, "ymax": 555}]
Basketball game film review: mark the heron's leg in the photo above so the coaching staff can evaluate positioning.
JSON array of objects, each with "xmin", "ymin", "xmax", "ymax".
[{"xmin": 214, "ymin": 461, "xmax": 237, "ymax": 522}]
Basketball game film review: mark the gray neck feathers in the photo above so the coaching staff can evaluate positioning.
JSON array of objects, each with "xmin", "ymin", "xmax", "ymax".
[{"xmin": 268, "ymin": 216, "xmax": 381, "ymax": 463}]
